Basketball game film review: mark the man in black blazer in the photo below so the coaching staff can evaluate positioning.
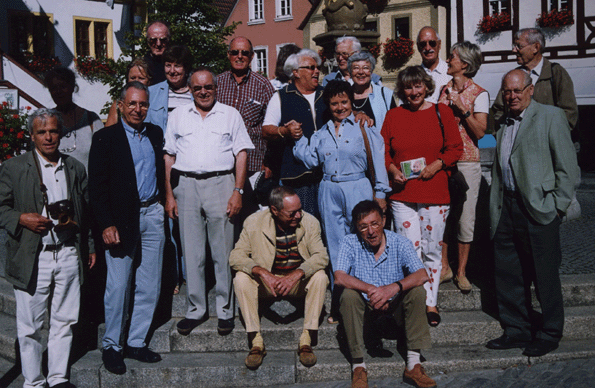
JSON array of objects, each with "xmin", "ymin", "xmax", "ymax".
[{"xmin": 88, "ymin": 82, "xmax": 165, "ymax": 374}]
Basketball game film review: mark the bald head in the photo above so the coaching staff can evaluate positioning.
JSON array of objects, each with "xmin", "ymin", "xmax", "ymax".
[{"xmin": 417, "ymin": 26, "xmax": 441, "ymax": 69}]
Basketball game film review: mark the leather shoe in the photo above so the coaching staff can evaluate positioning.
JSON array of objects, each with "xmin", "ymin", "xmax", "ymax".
[
  {"xmin": 125, "ymin": 346, "xmax": 162, "ymax": 363},
  {"xmin": 177, "ymin": 316, "xmax": 207, "ymax": 335},
  {"xmin": 523, "ymin": 338, "xmax": 559, "ymax": 357},
  {"xmin": 217, "ymin": 318, "xmax": 235, "ymax": 335},
  {"xmin": 403, "ymin": 364, "xmax": 436, "ymax": 388},
  {"xmin": 352, "ymin": 366, "xmax": 368, "ymax": 388},
  {"xmin": 102, "ymin": 347, "xmax": 126, "ymax": 375},
  {"xmin": 486, "ymin": 334, "xmax": 531, "ymax": 350},
  {"xmin": 298, "ymin": 344, "xmax": 317, "ymax": 367},
  {"xmin": 440, "ymin": 267, "xmax": 453, "ymax": 284},
  {"xmin": 245, "ymin": 346, "xmax": 266, "ymax": 370},
  {"xmin": 50, "ymin": 383, "xmax": 70, "ymax": 388}
]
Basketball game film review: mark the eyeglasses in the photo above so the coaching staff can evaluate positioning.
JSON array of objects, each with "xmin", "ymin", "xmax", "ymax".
[
  {"xmin": 124, "ymin": 101, "xmax": 149, "ymax": 110},
  {"xmin": 418, "ymin": 40, "xmax": 437, "ymax": 49},
  {"xmin": 229, "ymin": 49, "xmax": 252, "ymax": 57},
  {"xmin": 192, "ymin": 85, "xmax": 215, "ymax": 92},
  {"xmin": 512, "ymin": 42, "xmax": 532, "ymax": 51},
  {"xmin": 351, "ymin": 65, "xmax": 371, "ymax": 73},
  {"xmin": 502, "ymin": 84, "xmax": 531, "ymax": 97},
  {"xmin": 280, "ymin": 208, "xmax": 303, "ymax": 219},
  {"xmin": 298, "ymin": 65, "xmax": 320, "ymax": 71},
  {"xmin": 336, "ymin": 51, "xmax": 356, "ymax": 59},
  {"xmin": 148, "ymin": 37, "xmax": 169, "ymax": 46},
  {"xmin": 357, "ymin": 221, "xmax": 382, "ymax": 234}
]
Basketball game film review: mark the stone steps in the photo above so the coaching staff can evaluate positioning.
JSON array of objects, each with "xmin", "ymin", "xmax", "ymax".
[{"xmin": 68, "ymin": 339, "xmax": 595, "ymax": 388}]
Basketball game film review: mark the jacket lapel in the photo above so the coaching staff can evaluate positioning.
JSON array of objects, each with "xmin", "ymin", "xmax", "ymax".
[
  {"xmin": 511, "ymin": 101, "xmax": 538, "ymax": 155},
  {"xmin": 26, "ymin": 152, "xmax": 45, "ymax": 213}
]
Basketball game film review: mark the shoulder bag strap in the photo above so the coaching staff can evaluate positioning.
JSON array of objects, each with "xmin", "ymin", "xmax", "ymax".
[
  {"xmin": 435, "ymin": 103, "xmax": 445, "ymax": 152},
  {"xmin": 549, "ymin": 62, "xmax": 559, "ymax": 107},
  {"xmin": 359, "ymin": 125, "xmax": 376, "ymax": 192}
]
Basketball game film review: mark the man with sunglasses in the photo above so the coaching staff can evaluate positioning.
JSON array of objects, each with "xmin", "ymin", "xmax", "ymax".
[
  {"xmin": 89, "ymin": 82, "xmax": 166, "ymax": 375},
  {"xmin": 487, "ymin": 69, "xmax": 578, "ymax": 357},
  {"xmin": 417, "ymin": 26, "xmax": 451, "ymax": 103},
  {"xmin": 335, "ymin": 200, "xmax": 434, "ymax": 388},
  {"xmin": 217, "ymin": 37, "xmax": 275, "ymax": 217},
  {"xmin": 164, "ymin": 68, "xmax": 254, "ymax": 337},
  {"xmin": 322, "ymin": 36, "xmax": 382, "ymax": 87},
  {"xmin": 229, "ymin": 186, "xmax": 329, "ymax": 370},
  {"xmin": 144, "ymin": 20, "xmax": 171, "ymax": 85}
]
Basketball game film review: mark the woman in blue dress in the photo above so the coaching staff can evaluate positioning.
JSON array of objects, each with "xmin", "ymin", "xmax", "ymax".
[{"xmin": 292, "ymin": 80, "xmax": 390, "ymax": 322}]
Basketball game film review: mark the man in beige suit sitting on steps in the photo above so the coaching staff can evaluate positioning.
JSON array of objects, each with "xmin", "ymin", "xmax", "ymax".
[{"xmin": 229, "ymin": 186, "xmax": 329, "ymax": 370}]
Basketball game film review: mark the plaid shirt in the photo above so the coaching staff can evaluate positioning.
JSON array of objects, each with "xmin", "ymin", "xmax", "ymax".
[
  {"xmin": 336, "ymin": 230, "xmax": 424, "ymax": 300},
  {"xmin": 217, "ymin": 69, "xmax": 275, "ymax": 172}
]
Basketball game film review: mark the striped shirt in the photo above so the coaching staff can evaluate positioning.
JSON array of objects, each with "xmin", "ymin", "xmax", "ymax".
[{"xmin": 273, "ymin": 225, "xmax": 303, "ymax": 274}]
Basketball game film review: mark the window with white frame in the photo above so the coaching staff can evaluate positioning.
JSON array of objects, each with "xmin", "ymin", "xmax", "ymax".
[
  {"xmin": 548, "ymin": 0, "xmax": 571, "ymax": 11},
  {"xmin": 249, "ymin": 0, "xmax": 264, "ymax": 23},
  {"xmin": 488, "ymin": 0, "xmax": 510, "ymax": 14},
  {"xmin": 252, "ymin": 46, "xmax": 268, "ymax": 77},
  {"xmin": 275, "ymin": 0, "xmax": 292, "ymax": 21}
]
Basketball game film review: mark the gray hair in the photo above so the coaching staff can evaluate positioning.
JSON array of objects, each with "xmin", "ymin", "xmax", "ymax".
[
  {"xmin": 450, "ymin": 41, "xmax": 482, "ymax": 78},
  {"xmin": 187, "ymin": 66, "xmax": 218, "ymax": 88},
  {"xmin": 336, "ymin": 36, "xmax": 362, "ymax": 53},
  {"xmin": 27, "ymin": 108, "xmax": 63, "ymax": 134},
  {"xmin": 347, "ymin": 51, "xmax": 376, "ymax": 74},
  {"xmin": 269, "ymin": 186, "xmax": 297, "ymax": 210},
  {"xmin": 284, "ymin": 49, "xmax": 322, "ymax": 79},
  {"xmin": 501, "ymin": 69, "xmax": 533, "ymax": 89},
  {"xmin": 515, "ymin": 28, "xmax": 546, "ymax": 53},
  {"xmin": 416, "ymin": 26, "xmax": 442, "ymax": 43},
  {"xmin": 120, "ymin": 81, "xmax": 150, "ymax": 100}
]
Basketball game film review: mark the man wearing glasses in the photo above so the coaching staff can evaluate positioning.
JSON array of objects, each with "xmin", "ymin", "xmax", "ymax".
[
  {"xmin": 144, "ymin": 20, "xmax": 171, "ymax": 85},
  {"xmin": 217, "ymin": 37, "xmax": 275, "ymax": 215},
  {"xmin": 229, "ymin": 186, "xmax": 329, "ymax": 370},
  {"xmin": 322, "ymin": 36, "xmax": 382, "ymax": 87},
  {"xmin": 89, "ymin": 82, "xmax": 166, "ymax": 374},
  {"xmin": 487, "ymin": 69, "xmax": 578, "ymax": 357},
  {"xmin": 164, "ymin": 68, "xmax": 253, "ymax": 337},
  {"xmin": 335, "ymin": 200, "xmax": 434, "ymax": 388},
  {"xmin": 417, "ymin": 26, "xmax": 451, "ymax": 103}
]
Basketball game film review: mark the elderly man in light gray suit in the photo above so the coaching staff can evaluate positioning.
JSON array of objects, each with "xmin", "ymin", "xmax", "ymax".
[{"xmin": 486, "ymin": 69, "xmax": 578, "ymax": 358}]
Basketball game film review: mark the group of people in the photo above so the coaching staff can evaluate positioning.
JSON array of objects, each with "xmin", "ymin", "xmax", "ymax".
[{"xmin": 0, "ymin": 20, "xmax": 579, "ymax": 388}]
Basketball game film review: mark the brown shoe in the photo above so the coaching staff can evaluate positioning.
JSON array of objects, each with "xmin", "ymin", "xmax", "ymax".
[
  {"xmin": 440, "ymin": 266, "xmax": 453, "ymax": 284},
  {"xmin": 298, "ymin": 345, "xmax": 317, "ymax": 367},
  {"xmin": 403, "ymin": 364, "xmax": 436, "ymax": 388},
  {"xmin": 454, "ymin": 275, "xmax": 472, "ymax": 293},
  {"xmin": 245, "ymin": 346, "xmax": 266, "ymax": 370},
  {"xmin": 351, "ymin": 366, "xmax": 368, "ymax": 388}
]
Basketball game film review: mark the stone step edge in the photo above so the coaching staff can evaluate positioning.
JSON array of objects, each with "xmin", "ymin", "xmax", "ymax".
[{"xmin": 68, "ymin": 339, "xmax": 595, "ymax": 388}]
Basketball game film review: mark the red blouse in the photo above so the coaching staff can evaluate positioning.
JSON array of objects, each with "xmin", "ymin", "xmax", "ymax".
[{"xmin": 381, "ymin": 103, "xmax": 463, "ymax": 205}]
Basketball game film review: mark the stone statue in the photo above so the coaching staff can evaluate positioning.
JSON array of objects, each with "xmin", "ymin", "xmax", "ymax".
[{"xmin": 322, "ymin": 0, "xmax": 368, "ymax": 31}]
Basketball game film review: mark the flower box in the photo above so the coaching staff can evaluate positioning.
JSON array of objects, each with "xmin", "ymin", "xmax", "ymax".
[
  {"xmin": 537, "ymin": 9, "xmax": 574, "ymax": 29},
  {"xmin": 382, "ymin": 37, "xmax": 414, "ymax": 62},
  {"xmin": 75, "ymin": 56, "xmax": 117, "ymax": 83},
  {"xmin": 477, "ymin": 12, "xmax": 511, "ymax": 33}
]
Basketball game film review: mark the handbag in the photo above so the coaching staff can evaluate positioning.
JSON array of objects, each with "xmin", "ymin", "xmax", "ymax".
[{"xmin": 435, "ymin": 104, "xmax": 469, "ymax": 201}]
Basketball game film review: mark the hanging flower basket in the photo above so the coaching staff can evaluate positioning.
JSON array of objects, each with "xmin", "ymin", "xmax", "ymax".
[
  {"xmin": 368, "ymin": 43, "xmax": 381, "ymax": 59},
  {"xmin": 477, "ymin": 12, "xmax": 511, "ymax": 33},
  {"xmin": 382, "ymin": 37, "xmax": 414, "ymax": 62},
  {"xmin": 75, "ymin": 56, "xmax": 117, "ymax": 83},
  {"xmin": 0, "ymin": 103, "xmax": 31, "ymax": 162},
  {"xmin": 537, "ymin": 9, "xmax": 574, "ymax": 28}
]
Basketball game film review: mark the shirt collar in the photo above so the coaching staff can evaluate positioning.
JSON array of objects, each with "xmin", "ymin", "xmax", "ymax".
[
  {"xmin": 532, "ymin": 57, "xmax": 544, "ymax": 78},
  {"xmin": 121, "ymin": 118, "xmax": 146, "ymax": 137},
  {"xmin": 188, "ymin": 100, "xmax": 223, "ymax": 117},
  {"xmin": 35, "ymin": 149, "xmax": 63, "ymax": 169},
  {"xmin": 422, "ymin": 58, "xmax": 447, "ymax": 74}
]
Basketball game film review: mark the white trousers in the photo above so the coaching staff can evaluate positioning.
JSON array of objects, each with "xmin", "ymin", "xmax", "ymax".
[
  {"xmin": 14, "ymin": 246, "xmax": 80, "ymax": 388},
  {"xmin": 390, "ymin": 201, "xmax": 449, "ymax": 307}
]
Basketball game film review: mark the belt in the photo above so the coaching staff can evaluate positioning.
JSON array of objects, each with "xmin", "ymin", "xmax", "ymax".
[
  {"xmin": 323, "ymin": 172, "xmax": 366, "ymax": 183},
  {"xmin": 140, "ymin": 196, "xmax": 159, "ymax": 208},
  {"xmin": 178, "ymin": 169, "xmax": 233, "ymax": 180},
  {"xmin": 43, "ymin": 240, "xmax": 75, "ymax": 252}
]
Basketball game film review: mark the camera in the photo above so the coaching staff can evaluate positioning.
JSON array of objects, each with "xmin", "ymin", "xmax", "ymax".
[{"xmin": 47, "ymin": 200, "xmax": 79, "ymax": 233}]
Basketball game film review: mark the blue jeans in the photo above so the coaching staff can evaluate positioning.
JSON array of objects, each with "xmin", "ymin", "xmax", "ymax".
[{"xmin": 103, "ymin": 202, "xmax": 165, "ymax": 351}]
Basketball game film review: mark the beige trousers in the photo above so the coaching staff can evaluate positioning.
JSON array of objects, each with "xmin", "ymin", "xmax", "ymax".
[{"xmin": 233, "ymin": 270, "xmax": 329, "ymax": 333}]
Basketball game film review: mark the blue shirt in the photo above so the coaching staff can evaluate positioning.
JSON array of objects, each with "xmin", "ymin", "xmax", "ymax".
[
  {"xmin": 122, "ymin": 119, "xmax": 158, "ymax": 202},
  {"xmin": 293, "ymin": 114, "xmax": 390, "ymax": 198},
  {"xmin": 336, "ymin": 230, "xmax": 424, "ymax": 300}
]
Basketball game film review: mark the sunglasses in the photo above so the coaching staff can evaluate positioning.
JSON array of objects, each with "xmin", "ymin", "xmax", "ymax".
[
  {"xmin": 148, "ymin": 37, "xmax": 169, "ymax": 46},
  {"xmin": 192, "ymin": 85, "xmax": 215, "ymax": 92},
  {"xmin": 229, "ymin": 49, "xmax": 252, "ymax": 57},
  {"xmin": 418, "ymin": 40, "xmax": 438, "ymax": 49},
  {"xmin": 298, "ymin": 65, "xmax": 320, "ymax": 71}
]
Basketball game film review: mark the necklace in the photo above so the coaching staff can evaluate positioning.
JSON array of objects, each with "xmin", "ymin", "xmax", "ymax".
[{"xmin": 352, "ymin": 96, "xmax": 369, "ymax": 110}]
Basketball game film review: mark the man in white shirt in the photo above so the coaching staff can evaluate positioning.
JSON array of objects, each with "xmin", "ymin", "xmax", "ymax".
[
  {"xmin": 417, "ymin": 26, "xmax": 451, "ymax": 103},
  {"xmin": 0, "ymin": 108, "xmax": 95, "ymax": 388},
  {"xmin": 164, "ymin": 67, "xmax": 254, "ymax": 336}
]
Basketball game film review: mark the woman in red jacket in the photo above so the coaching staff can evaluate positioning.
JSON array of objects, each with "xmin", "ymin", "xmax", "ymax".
[{"xmin": 381, "ymin": 66, "xmax": 463, "ymax": 327}]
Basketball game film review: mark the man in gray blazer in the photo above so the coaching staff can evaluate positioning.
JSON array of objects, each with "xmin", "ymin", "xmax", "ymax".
[
  {"xmin": 0, "ymin": 108, "xmax": 95, "ymax": 388},
  {"xmin": 487, "ymin": 69, "xmax": 578, "ymax": 357}
]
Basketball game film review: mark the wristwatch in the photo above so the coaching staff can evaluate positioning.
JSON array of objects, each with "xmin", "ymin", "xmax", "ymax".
[
  {"xmin": 234, "ymin": 187, "xmax": 244, "ymax": 195},
  {"xmin": 462, "ymin": 110, "xmax": 471, "ymax": 119}
]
